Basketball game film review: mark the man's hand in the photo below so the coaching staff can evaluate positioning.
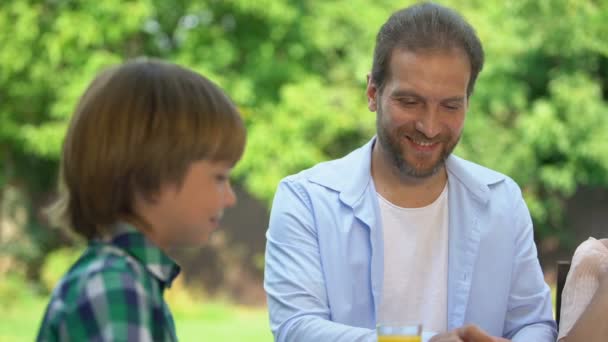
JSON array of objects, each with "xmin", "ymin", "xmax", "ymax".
[
  {"xmin": 457, "ymin": 325, "xmax": 510, "ymax": 342},
  {"xmin": 428, "ymin": 330, "xmax": 464, "ymax": 342},
  {"xmin": 429, "ymin": 325, "xmax": 510, "ymax": 342}
]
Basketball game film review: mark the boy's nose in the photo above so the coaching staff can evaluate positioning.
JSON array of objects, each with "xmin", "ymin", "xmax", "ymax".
[{"xmin": 224, "ymin": 183, "xmax": 237, "ymax": 208}]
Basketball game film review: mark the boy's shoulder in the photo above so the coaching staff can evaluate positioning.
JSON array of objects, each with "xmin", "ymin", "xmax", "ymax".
[
  {"xmin": 37, "ymin": 243, "xmax": 170, "ymax": 341},
  {"xmin": 47, "ymin": 243, "xmax": 163, "ymax": 316}
]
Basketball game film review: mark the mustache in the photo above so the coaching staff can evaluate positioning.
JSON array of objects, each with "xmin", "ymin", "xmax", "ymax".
[{"xmin": 398, "ymin": 129, "xmax": 445, "ymax": 144}]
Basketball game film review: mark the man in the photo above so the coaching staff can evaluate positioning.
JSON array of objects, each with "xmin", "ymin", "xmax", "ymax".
[{"xmin": 264, "ymin": 2, "xmax": 556, "ymax": 342}]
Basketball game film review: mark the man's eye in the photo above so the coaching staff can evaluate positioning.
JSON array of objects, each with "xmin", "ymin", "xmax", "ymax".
[
  {"xmin": 400, "ymin": 99, "xmax": 418, "ymax": 106},
  {"xmin": 444, "ymin": 104, "xmax": 460, "ymax": 111}
]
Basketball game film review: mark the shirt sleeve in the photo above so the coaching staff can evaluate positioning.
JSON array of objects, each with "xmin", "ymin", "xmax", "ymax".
[
  {"xmin": 264, "ymin": 179, "xmax": 376, "ymax": 342},
  {"xmin": 504, "ymin": 183, "xmax": 557, "ymax": 341},
  {"xmin": 55, "ymin": 270, "xmax": 168, "ymax": 341}
]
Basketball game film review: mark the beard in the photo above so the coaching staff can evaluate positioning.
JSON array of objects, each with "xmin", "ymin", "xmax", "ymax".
[{"xmin": 375, "ymin": 104, "xmax": 460, "ymax": 179}]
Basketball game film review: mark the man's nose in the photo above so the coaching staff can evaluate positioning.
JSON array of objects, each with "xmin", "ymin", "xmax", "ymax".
[{"xmin": 415, "ymin": 106, "xmax": 441, "ymax": 139}]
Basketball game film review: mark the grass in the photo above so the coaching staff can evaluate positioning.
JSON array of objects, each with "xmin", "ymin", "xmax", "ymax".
[
  {"xmin": 174, "ymin": 303, "xmax": 273, "ymax": 341},
  {"xmin": 2, "ymin": 249, "xmax": 274, "ymax": 341},
  {"xmin": 1, "ymin": 292, "xmax": 48, "ymax": 341},
  {"xmin": 0, "ymin": 280, "xmax": 273, "ymax": 342}
]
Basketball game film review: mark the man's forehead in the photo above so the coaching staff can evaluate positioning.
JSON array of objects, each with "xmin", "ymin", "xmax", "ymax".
[
  {"xmin": 388, "ymin": 47, "xmax": 471, "ymax": 70},
  {"xmin": 383, "ymin": 48, "xmax": 470, "ymax": 98},
  {"xmin": 388, "ymin": 88, "xmax": 466, "ymax": 102}
]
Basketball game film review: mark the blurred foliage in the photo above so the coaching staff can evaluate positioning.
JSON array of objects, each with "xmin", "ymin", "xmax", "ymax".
[
  {"xmin": 1, "ymin": 0, "xmax": 607, "ymax": 282},
  {"xmin": 0, "ymin": 273, "xmax": 39, "ymax": 306},
  {"xmin": 40, "ymin": 246, "xmax": 82, "ymax": 292}
]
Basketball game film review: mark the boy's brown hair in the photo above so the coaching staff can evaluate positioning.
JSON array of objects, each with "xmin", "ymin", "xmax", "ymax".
[{"xmin": 48, "ymin": 59, "xmax": 246, "ymax": 239}]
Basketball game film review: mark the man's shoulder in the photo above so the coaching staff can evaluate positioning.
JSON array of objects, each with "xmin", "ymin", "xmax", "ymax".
[
  {"xmin": 449, "ymin": 155, "xmax": 521, "ymax": 186},
  {"xmin": 281, "ymin": 141, "xmax": 371, "ymax": 191},
  {"xmin": 283, "ymin": 156, "xmax": 346, "ymax": 183},
  {"xmin": 449, "ymin": 155, "xmax": 505, "ymax": 183},
  {"xmin": 448, "ymin": 155, "xmax": 524, "ymax": 202}
]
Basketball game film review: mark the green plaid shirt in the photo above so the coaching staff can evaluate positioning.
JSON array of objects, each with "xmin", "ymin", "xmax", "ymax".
[{"xmin": 37, "ymin": 222, "xmax": 181, "ymax": 341}]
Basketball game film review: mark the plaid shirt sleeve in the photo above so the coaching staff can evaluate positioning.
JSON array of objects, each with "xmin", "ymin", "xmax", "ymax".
[{"xmin": 38, "ymin": 269, "xmax": 176, "ymax": 341}]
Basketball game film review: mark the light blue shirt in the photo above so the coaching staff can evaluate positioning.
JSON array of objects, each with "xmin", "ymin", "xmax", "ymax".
[{"xmin": 264, "ymin": 138, "xmax": 557, "ymax": 341}]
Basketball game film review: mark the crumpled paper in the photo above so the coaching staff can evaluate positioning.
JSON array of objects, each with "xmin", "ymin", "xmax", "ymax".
[{"xmin": 558, "ymin": 237, "xmax": 608, "ymax": 340}]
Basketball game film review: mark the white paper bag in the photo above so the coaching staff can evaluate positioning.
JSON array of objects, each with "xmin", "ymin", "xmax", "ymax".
[{"xmin": 558, "ymin": 237, "xmax": 608, "ymax": 341}]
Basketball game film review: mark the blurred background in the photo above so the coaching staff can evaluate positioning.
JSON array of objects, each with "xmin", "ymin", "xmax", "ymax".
[{"xmin": 1, "ymin": 0, "xmax": 607, "ymax": 340}]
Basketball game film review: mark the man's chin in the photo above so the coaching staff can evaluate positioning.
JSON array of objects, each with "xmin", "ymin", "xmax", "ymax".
[
  {"xmin": 407, "ymin": 168, "xmax": 440, "ymax": 179},
  {"xmin": 398, "ymin": 160, "xmax": 445, "ymax": 179}
]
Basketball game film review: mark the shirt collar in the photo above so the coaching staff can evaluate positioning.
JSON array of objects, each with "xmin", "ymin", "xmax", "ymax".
[
  {"xmin": 101, "ymin": 222, "xmax": 181, "ymax": 288},
  {"xmin": 308, "ymin": 136, "xmax": 505, "ymax": 207}
]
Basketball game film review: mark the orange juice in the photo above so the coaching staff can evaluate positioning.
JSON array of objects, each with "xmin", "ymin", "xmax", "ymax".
[{"xmin": 377, "ymin": 336, "xmax": 421, "ymax": 342}]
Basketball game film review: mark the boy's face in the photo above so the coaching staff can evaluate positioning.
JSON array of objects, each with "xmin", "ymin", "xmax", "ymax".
[{"xmin": 139, "ymin": 160, "xmax": 236, "ymax": 250}]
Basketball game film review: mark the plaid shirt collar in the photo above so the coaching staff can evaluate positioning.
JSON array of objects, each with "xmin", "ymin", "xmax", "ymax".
[{"xmin": 98, "ymin": 222, "xmax": 181, "ymax": 288}]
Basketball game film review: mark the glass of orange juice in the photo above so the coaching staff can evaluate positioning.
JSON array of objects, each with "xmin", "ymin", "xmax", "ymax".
[{"xmin": 377, "ymin": 324, "xmax": 422, "ymax": 342}]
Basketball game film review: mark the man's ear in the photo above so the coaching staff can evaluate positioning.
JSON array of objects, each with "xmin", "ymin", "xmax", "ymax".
[{"xmin": 366, "ymin": 73, "xmax": 378, "ymax": 112}]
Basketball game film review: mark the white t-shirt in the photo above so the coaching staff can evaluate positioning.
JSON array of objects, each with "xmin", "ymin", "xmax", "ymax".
[{"xmin": 377, "ymin": 184, "xmax": 449, "ymax": 334}]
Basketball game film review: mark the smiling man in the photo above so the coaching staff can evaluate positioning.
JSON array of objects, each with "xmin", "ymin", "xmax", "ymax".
[{"xmin": 264, "ymin": 2, "xmax": 556, "ymax": 342}]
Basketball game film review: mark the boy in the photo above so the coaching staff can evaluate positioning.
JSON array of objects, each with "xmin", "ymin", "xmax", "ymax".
[{"xmin": 37, "ymin": 59, "xmax": 246, "ymax": 341}]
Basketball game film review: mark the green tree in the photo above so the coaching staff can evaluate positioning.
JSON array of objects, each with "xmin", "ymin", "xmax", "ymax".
[{"xmin": 1, "ymin": 0, "xmax": 607, "ymax": 281}]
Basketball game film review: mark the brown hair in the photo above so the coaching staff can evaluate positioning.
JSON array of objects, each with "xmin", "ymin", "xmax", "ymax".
[
  {"xmin": 48, "ymin": 58, "xmax": 246, "ymax": 239},
  {"xmin": 371, "ymin": 2, "xmax": 484, "ymax": 97}
]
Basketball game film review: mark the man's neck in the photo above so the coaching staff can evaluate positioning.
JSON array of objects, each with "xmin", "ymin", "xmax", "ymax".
[{"xmin": 371, "ymin": 144, "xmax": 448, "ymax": 208}]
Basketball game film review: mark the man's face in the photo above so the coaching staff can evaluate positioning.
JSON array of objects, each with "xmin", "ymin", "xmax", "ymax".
[{"xmin": 367, "ymin": 48, "xmax": 470, "ymax": 179}]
